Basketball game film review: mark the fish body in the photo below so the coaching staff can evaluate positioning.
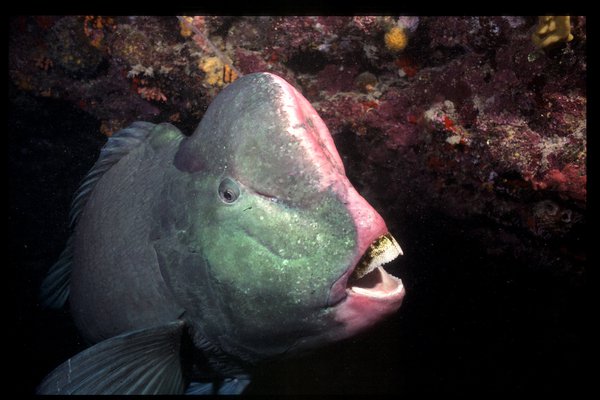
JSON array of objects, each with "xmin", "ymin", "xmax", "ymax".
[{"xmin": 38, "ymin": 72, "xmax": 405, "ymax": 394}]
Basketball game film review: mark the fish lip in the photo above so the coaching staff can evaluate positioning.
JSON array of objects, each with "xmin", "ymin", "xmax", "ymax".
[
  {"xmin": 326, "ymin": 234, "xmax": 405, "ymax": 339},
  {"xmin": 346, "ymin": 267, "xmax": 405, "ymax": 301},
  {"xmin": 327, "ymin": 233, "xmax": 404, "ymax": 307}
]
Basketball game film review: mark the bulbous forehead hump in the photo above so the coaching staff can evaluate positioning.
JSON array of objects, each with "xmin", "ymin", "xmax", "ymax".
[{"xmin": 183, "ymin": 72, "xmax": 347, "ymax": 204}]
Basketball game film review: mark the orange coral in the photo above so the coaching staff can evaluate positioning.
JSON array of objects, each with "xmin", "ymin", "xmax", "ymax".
[
  {"xmin": 137, "ymin": 86, "xmax": 167, "ymax": 102},
  {"xmin": 179, "ymin": 16, "xmax": 194, "ymax": 37},
  {"xmin": 34, "ymin": 55, "xmax": 53, "ymax": 71},
  {"xmin": 178, "ymin": 15, "xmax": 241, "ymax": 80},
  {"xmin": 130, "ymin": 77, "xmax": 167, "ymax": 103},
  {"xmin": 385, "ymin": 26, "xmax": 409, "ymax": 52},
  {"xmin": 83, "ymin": 16, "xmax": 115, "ymax": 49},
  {"xmin": 100, "ymin": 119, "xmax": 126, "ymax": 137},
  {"xmin": 223, "ymin": 64, "xmax": 238, "ymax": 84}
]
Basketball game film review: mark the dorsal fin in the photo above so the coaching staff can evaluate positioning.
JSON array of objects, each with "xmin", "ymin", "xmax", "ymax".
[
  {"xmin": 39, "ymin": 121, "xmax": 156, "ymax": 309},
  {"xmin": 68, "ymin": 121, "xmax": 156, "ymax": 228}
]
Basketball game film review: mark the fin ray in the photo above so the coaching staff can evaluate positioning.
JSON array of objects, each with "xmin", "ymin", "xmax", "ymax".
[
  {"xmin": 218, "ymin": 376, "xmax": 252, "ymax": 395},
  {"xmin": 39, "ymin": 236, "xmax": 74, "ymax": 308},
  {"xmin": 37, "ymin": 321, "xmax": 186, "ymax": 394},
  {"xmin": 184, "ymin": 376, "xmax": 251, "ymax": 395}
]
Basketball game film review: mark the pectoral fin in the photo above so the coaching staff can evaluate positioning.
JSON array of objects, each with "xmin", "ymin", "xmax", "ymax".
[
  {"xmin": 37, "ymin": 321, "xmax": 186, "ymax": 394},
  {"xmin": 185, "ymin": 376, "xmax": 251, "ymax": 395}
]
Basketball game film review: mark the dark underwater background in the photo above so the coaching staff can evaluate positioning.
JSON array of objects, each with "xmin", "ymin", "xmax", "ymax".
[{"xmin": 10, "ymin": 16, "xmax": 588, "ymax": 395}]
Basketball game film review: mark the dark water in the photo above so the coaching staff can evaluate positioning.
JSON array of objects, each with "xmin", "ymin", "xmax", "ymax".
[{"xmin": 10, "ymin": 88, "xmax": 588, "ymax": 395}]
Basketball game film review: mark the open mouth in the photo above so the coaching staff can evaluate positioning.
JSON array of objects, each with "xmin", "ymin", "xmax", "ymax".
[{"xmin": 346, "ymin": 233, "xmax": 404, "ymax": 298}]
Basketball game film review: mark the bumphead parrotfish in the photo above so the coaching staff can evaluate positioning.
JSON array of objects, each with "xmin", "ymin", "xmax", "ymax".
[{"xmin": 38, "ymin": 72, "xmax": 405, "ymax": 394}]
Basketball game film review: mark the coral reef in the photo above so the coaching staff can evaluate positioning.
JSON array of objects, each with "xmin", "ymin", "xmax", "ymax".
[
  {"xmin": 10, "ymin": 16, "xmax": 587, "ymax": 395},
  {"xmin": 9, "ymin": 13, "xmax": 586, "ymax": 268}
]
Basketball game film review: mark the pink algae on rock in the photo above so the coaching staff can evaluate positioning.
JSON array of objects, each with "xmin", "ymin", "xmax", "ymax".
[{"xmin": 9, "ymin": 16, "xmax": 586, "ymax": 245}]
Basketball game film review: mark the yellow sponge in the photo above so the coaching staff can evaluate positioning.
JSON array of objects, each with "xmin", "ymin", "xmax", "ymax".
[
  {"xmin": 199, "ymin": 57, "xmax": 225, "ymax": 86},
  {"xmin": 532, "ymin": 16, "xmax": 574, "ymax": 48}
]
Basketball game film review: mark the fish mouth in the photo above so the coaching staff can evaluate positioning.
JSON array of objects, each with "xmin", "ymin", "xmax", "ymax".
[
  {"xmin": 345, "ymin": 233, "xmax": 404, "ymax": 299},
  {"xmin": 327, "ymin": 233, "xmax": 405, "ymax": 338}
]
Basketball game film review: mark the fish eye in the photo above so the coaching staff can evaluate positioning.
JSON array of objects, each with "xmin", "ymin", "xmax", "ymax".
[{"xmin": 218, "ymin": 177, "xmax": 240, "ymax": 204}]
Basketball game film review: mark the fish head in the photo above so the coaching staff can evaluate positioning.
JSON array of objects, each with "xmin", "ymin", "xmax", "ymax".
[{"xmin": 168, "ymin": 72, "xmax": 405, "ymax": 362}]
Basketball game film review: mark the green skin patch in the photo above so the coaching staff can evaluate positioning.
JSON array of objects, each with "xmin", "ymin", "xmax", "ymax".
[{"xmin": 157, "ymin": 169, "xmax": 357, "ymax": 360}]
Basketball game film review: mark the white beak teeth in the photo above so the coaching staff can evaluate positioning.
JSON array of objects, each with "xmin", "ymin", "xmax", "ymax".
[{"xmin": 352, "ymin": 233, "xmax": 403, "ymax": 280}]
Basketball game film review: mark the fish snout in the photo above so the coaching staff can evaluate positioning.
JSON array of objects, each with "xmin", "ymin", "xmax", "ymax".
[
  {"xmin": 332, "ymin": 178, "xmax": 389, "ymax": 258},
  {"xmin": 327, "ymin": 178, "xmax": 405, "ymax": 337}
]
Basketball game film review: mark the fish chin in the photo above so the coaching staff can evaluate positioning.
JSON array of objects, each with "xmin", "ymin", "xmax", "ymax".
[{"xmin": 330, "ymin": 233, "xmax": 405, "ymax": 339}]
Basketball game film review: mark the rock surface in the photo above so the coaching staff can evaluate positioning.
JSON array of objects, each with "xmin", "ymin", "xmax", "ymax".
[{"xmin": 10, "ymin": 16, "xmax": 587, "ymax": 395}]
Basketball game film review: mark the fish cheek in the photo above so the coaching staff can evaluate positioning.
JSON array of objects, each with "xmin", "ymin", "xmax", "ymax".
[{"xmin": 197, "ymin": 189, "xmax": 357, "ymax": 357}]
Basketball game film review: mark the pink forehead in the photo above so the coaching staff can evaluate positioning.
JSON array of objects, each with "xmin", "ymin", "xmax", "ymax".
[{"xmin": 267, "ymin": 73, "xmax": 346, "ymax": 183}]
